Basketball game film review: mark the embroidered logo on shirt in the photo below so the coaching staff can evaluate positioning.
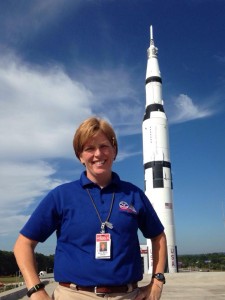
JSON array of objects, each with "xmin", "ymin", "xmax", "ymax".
[{"xmin": 119, "ymin": 201, "xmax": 137, "ymax": 214}]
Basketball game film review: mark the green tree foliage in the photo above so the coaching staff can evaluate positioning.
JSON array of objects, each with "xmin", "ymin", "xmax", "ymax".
[
  {"xmin": 35, "ymin": 253, "xmax": 54, "ymax": 273},
  {"xmin": 178, "ymin": 253, "xmax": 225, "ymax": 271},
  {"xmin": 0, "ymin": 250, "xmax": 54, "ymax": 276},
  {"xmin": 0, "ymin": 251, "xmax": 18, "ymax": 276}
]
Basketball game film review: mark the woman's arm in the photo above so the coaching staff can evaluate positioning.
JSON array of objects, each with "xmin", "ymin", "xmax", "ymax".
[
  {"xmin": 135, "ymin": 232, "xmax": 167, "ymax": 300},
  {"xmin": 14, "ymin": 234, "xmax": 51, "ymax": 299},
  {"xmin": 152, "ymin": 231, "xmax": 167, "ymax": 275}
]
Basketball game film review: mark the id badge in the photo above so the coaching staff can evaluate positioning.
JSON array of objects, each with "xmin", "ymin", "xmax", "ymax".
[{"xmin": 95, "ymin": 233, "xmax": 111, "ymax": 259}]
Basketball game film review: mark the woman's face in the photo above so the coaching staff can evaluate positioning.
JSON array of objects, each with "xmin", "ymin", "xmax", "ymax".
[{"xmin": 79, "ymin": 131, "xmax": 116, "ymax": 186}]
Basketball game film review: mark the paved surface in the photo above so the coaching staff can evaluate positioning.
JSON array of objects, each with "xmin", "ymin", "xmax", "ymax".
[
  {"xmin": 1, "ymin": 272, "xmax": 225, "ymax": 299},
  {"xmin": 160, "ymin": 272, "xmax": 225, "ymax": 299}
]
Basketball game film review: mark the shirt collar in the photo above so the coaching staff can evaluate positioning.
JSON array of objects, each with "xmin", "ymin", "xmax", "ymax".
[{"xmin": 80, "ymin": 171, "xmax": 120, "ymax": 189}]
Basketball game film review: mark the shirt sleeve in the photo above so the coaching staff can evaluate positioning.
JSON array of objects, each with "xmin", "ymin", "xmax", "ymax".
[
  {"xmin": 20, "ymin": 190, "xmax": 61, "ymax": 242},
  {"xmin": 137, "ymin": 189, "xmax": 164, "ymax": 239}
]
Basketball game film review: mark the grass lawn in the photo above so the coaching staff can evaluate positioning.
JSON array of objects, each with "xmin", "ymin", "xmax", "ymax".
[{"xmin": 0, "ymin": 276, "xmax": 24, "ymax": 284}]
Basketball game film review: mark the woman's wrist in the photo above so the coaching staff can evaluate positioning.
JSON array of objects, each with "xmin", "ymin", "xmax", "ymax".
[
  {"xmin": 151, "ymin": 278, "xmax": 164, "ymax": 290},
  {"xmin": 27, "ymin": 282, "xmax": 45, "ymax": 297}
]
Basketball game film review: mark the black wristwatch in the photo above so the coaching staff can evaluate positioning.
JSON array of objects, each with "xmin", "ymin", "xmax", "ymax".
[
  {"xmin": 152, "ymin": 273, "xmax": 166, "ymax": 284},
  {"xmin": 27, "ymin": 282, "xmax": 45, "ymax": 297}
]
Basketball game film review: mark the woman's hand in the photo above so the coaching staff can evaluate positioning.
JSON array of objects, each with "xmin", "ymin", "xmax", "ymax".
[{"xmin": 135, "ymin": 281, "xmax": 163, "ymax": 300}]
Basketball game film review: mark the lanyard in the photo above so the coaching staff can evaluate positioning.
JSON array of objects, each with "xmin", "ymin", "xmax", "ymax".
[{"xmin": 86, "ymin": 188, "xmax": 114, "ymax": 233}]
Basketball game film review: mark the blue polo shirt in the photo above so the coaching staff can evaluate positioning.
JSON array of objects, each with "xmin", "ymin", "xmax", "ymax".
[{"xmin": 21, "ymin": 172, "xmax": 164, "ymax": 285}]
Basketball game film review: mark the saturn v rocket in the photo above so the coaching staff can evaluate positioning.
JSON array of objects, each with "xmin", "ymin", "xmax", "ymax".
[{"xmin": 142, "ymin": 26, "xmax": 178, "ymax": 273}]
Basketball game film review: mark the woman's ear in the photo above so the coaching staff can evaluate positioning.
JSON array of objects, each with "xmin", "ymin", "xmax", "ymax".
[
  {"xmin": 79, "ymin": 155, "xmax": 85, "ymax": 166},
  {"xmin": 113, "ymin": 146, "xmax": 117, "ymax": 160}
]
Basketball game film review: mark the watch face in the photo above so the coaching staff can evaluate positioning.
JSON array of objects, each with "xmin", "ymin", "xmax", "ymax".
[
  {"xmin": 153, "ymin": 273, "xmax": 165, "ymax": 283},
  {"xmin": 156, "ymin": 274, "xmax": 164, "ymax": 280}
]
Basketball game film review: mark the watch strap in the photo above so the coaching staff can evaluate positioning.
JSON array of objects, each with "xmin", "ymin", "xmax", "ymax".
[{"xmin": 27, "ymin": 282, "xmax": 45, "ymax": 297}]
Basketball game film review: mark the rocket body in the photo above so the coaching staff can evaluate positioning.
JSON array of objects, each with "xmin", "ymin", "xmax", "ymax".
[{"xmin": 142, "ymin": 26, "xmax": 178, "ymax": 273}]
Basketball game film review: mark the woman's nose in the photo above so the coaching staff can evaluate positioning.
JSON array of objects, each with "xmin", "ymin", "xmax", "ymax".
[{"xmin": 94, "ymin": 147, "xmax": 102, "ymax": 156}]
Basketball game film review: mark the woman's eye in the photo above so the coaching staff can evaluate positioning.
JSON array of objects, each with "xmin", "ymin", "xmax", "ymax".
[
  {"xmin": 100, "ymin": 145, "xmax": 110, "ymax": 150},
  {"xmin": 83, "ymin": 144, "xmax": 110, "ymax": 152},
  {"xmin": 84, "ymin": 147, "xmax": 94, "ymax": 152}
]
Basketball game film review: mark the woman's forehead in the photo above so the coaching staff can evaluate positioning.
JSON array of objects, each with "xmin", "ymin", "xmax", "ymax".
[{"xmin": 84, "ymin": 132, "xmax": 109, "ymax": 144}]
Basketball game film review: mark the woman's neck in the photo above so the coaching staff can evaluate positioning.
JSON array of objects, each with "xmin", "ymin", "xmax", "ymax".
[{"xmin": 87, "ymin": 173, "xmax": 112, "ymax": 189}]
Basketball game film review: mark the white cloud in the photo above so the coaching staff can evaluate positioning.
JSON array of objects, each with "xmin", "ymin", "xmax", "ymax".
[
  {"xmin": 80, "ymin": 67, "xmax": 137, "ymax": 102},
  {"xmin": 0, "ymin": 161, "xmax": 59, "ymax": 210},
  {"xmin": 0, "ymin": 161, "xmax": 62, "ymax": 235},
  {"xmin": 77, "ymin": 66, "xmax": 143, "ymax": 135},
  {"xmin": 168, "ymin": 94, "xmax": 214, "ymax": 124},
  {"xmin": 0, "ymin": 53, "xmax": 93, "ymax": 161}
]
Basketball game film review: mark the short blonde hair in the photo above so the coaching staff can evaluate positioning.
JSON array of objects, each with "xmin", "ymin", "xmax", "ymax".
[{"xmin": 73, "ymin": 117, "xmax": 118, "ymax": 160}]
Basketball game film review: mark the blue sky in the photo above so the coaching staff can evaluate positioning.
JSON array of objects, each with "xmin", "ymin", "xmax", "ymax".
[{"xmin": 0, "ymin": 0, "xmax": 225, "ymax": 255}]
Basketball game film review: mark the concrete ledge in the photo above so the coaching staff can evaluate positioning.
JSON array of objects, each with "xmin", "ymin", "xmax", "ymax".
[{"xmin": 0, "ymin": 285, "xmax": 27, "ymax": 300}]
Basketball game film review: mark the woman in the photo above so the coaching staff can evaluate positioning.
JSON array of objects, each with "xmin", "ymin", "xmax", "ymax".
[{"xmin": 14, "ymin": 117, "xmax": 167, "ymax": 300}]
